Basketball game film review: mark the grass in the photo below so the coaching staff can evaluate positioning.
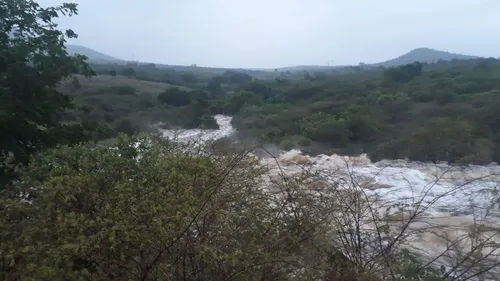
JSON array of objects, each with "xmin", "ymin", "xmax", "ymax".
[{"xmin": 62, "ymin": 74, "xmax": 191, "ymax": 95}]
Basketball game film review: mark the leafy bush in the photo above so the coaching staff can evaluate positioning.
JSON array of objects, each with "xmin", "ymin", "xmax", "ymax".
[
  {"xmin": 157, "ymin": 88, "xmax": 191, "ymax": 106},
  {"xmin": 0, "ymin": 135, "xmax": 464, "ymax": 280}
]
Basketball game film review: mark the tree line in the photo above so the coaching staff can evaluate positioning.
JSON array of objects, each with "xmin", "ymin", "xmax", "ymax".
[
  {"xmin": 85, "ymin": 50, "xmax": 500, "ymax": 165},
  {"xmin": 213, "ymin": 60, "xmax": 500, "ymax": 164}
]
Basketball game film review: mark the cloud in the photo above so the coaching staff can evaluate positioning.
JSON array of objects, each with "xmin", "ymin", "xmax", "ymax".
[{"xmin": 38, "ymin": 0, "xmax": 499, "ymax": 68}]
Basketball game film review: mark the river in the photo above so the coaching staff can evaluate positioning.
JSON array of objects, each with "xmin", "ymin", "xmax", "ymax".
[{"xmin": 161, "ymin": 115, "xmax": 500, "ymax": 280}]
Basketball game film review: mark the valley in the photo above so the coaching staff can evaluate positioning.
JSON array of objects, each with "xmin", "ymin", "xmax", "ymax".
[
  {"xmin": 3, "ymin": 1, "xmax": 500, "ymax": 279},
  {"xmin": 62, "ymin": 52, "xmax": 500, "ymax": 165}
]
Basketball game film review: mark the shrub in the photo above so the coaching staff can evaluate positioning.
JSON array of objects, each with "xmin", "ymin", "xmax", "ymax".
[{"xmin": 157, "ymin": 88, "xmax": 191, "ymax": 106}]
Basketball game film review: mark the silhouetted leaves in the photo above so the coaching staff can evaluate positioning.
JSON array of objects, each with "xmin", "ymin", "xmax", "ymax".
[{"xmin": 0, "ymin": 0, "xmax": 94, "ymax": 185}]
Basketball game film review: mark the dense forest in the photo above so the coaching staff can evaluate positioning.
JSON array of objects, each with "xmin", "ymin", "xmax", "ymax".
[{"xmin": 2, "ymin": 1, "xmax": 500, "ymax": 280}]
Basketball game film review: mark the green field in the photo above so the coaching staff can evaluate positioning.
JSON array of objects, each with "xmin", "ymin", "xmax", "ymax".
[{"xmin": 62, "ymin": 74, "xmax": 186, "ymax": 94}]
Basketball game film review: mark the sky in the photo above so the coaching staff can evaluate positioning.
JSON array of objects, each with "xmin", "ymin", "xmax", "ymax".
[{"xmin": 39, "ymin": 0, "xmax": 499, "ymax": 69}]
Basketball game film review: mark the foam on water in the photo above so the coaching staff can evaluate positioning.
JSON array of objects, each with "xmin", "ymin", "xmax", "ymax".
[
  {"xmin": 271, "ymin": 149, "xmax": 500, "ymax": 279},
  {"xmin": 260, "ymin": 149, "xmax": 500, "ymax": 217},
  {"xmin": 159, "ymin": 116, "xmax": 500, "ymax": 217},
  {"xmin": 159, "ymin": 115, "xmax": 500, "ymax": 279},
  {"xmin": 160, "ymin": 115, "xmax": 235, "ymax": 142}
]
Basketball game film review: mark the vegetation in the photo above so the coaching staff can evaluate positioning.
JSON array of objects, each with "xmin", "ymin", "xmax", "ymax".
[
  {"xmin": 374, "ymin": 47, "xmax": 478, "ymax": 68},
  {"xmin": 0, "ymin": 0, "xmax": 95, "ymax": 185},
  {"xmin": 57, "ymin": 55, "xmax": 500, "ymax": 165},
  {"xmin": 0, "ymin": 134, "xmax": 448, "ymax": 281},
  {"xmin": 2, "ymin": 1, "xmax": 500, "ymax": 280},
  {"xmin": 62, "ymin": 44, "xmax": 500, "ymax": 165},
  {"xmin": 221, "ymin": 60, "xmax": 500, "ymax": 164},
  {"xmin": 2, "ymin": 134, "xmax": 497, "ymax": 280}
]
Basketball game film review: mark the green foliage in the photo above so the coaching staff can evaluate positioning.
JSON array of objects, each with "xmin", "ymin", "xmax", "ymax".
[
  {"xmin": 157, "ymin": 87, "xmax": 191, "ymax": 106},
  {"xmin": 0, "ymin": 2, "xmax": 483, "ymax": 280},
  {"xmin": 114, "ymin": 118, "xmax": 137, "ymax": 136},
  {"xmin": 212, "ymin": 70, "xmax": 253, "ymax": 85},
  {"xmin": 180, "ymin": 72, "xmax": 198, "ymax": 83},
  {"xmin": 224, "ymin": 70, "xmax": 253, "ymax": 84},
  {"xmin": 300, "ymin": 113, "xmax": 352, "ymax": 146},
  {"xmin": 62, "ymin": 56, "xmax": 500, "ymax": 164},
  {"xmin": 406, "ymin": 118, "xmax": 493, "ymax": 164},
  {"xmin": 224, "ymin": 91, "xmax": 263, "ymax": 114},
  {"xmin": 3, "ymin": 134, "xmax": 458, "ymax": 281},
  {"xmin": 121, "ymin": 67, "xmax": 136, "ymax": 78},
  {"xmin": 393, "ymin": 250, "xmax": 443, "ymax": 281},
  {"xmin": 221, "ymin": 58, "xmax": 500, "ymax": 164},
  {"xmin": 0, "ymin": 135, "xmax": 444, "ymax": 280},
  {"xmin": 0, "ymin": 0, "xmax": 94, "ymax": 185},
  {"xmin": 207, "ymin": 78, "xmax": 222, "ymax": 96},
  {"xmin": 383, "ymin": 62, "xmax": 423, "ymax": 83},
  {"xmin": 435, "ymin": 91, "xmax": 457, "ymax": 106},
  {"xmin": 0, "ymin": 136, "xmax": 325, "ymax": 279},
  {"xmin": 280, "ymin": 139, "xmax": 295, "ymax": 150},
  {"xmin": 244, "ymin": 81, "xmax": 273, "ymax": 99}
]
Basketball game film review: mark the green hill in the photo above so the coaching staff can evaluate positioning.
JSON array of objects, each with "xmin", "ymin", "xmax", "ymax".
[
  {"xmin": 66, "ymin": 44, "xmax": 124, "ymax": 64},
  {"xmin": 374, "ymin": 48, "xmax": 478, "ymax": 67}
]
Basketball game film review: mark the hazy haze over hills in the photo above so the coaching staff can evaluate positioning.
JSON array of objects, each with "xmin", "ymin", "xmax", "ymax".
[
  {"xmin": 66, "ymin": 45, "xmax": 123, "ymax": 63},
  {"xmin": 69, "ymin": 44, "xmax": 483, "ymax": 70},
  {"xmin": 40, "ymin": 0, "xmax": 500, "ymax": 68},
  {"xmin": 374, "ymin": 48, "xmax": 479, "ymax": 67}
]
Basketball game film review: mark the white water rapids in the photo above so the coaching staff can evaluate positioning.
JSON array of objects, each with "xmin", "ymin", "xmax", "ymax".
[
  {"xmin": 160, "ymin": 115, "xmax": 235, "ymax": 141},
  {"xmin": 161, "ymin": 115, "xmax": 500, "ymax": 280}
]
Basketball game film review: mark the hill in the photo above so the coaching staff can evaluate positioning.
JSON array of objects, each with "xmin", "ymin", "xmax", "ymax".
[
  {"xmin": 66, "ymin": 44, "xmax": 124, "ymax": 64},
  {"xmin": 274, "ymin": 65, "xmax": 345, "ymax": 72},
  {"xmin": 66, "ymin": 44, "xmax": 481, "ymax": 74},
  {"xmin": 374, "ymin": 48, "xmax": 478, "ymax": 68}
]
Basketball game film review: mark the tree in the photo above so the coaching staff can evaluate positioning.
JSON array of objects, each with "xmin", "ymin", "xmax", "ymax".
[
  {"xmin": 207, "ymin": 78, "xmax": 222, "ymax": 98},
  {"xmin": 157, "ymin": 88, "xmax": 191, "ymax": 107},
  {"xmin": 3, "ymin": 135, "xmax": 490, "ymax": 280},
  {"xmin": 223, "ymin": 70, "xmax": 252, "ymax": 84},
  {"xmin": 304, "ymin": 72, "xmax": 314, "ymax": 81},
  {"xmin": 299, "ymin": 113, "xmax": 352, "ymax": 146},
  {"xmin": 406, "ymin": 118, "xmax": 493, "ymax": 164},
  {"xmin": 225, "ymin": 91, "xmax": 262, "ymax": 114},
  {"xmin": 245, "ymin": 81, "xmax": 272, "ymax": 99},
  {"xmin": 0, "ymin": 0, "xmax": 94, "ymax": 185},
  {"xmin": 383, "ymin": 62, "xmax": 423, "ymax": 83},
  {"xmin": 376, "ymin": 92, "xmax": 412, "ymax": 122},
  {"xmin": 114, "ymin": 118, "xmax": 137, "ymax": 136},
  {"xmin": 122, "ymin": 67, "xmax": 136, "ymax": 78},
  {"xmin": 0, "ymin": 135, "xmax": 347, "ymax": 280},
  {"xmin": 180, "ymin": 72, "xmax": 198, "ymax": 83},
  {"xmin": 435, "ymin": 91, "xmax": 456, "ymax": 106}
]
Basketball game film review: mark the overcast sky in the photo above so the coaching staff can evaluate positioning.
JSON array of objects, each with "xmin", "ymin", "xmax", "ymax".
[{"xmin": 39, "ymin": 0, "xmax": 499, "ymax": 68}]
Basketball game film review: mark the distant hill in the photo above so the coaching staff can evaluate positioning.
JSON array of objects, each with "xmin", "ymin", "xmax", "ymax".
[
  {"xmin": 267, "ymin": 48, "xmax": 480, "ymax": 72},
  {"xmin": 66, "ymin": 45, "xmax": 124, "ymax": 64},
  {"xmin": 64, "ymin": 44, "xmax": 481, "ymax": 73},
  {"xmin": 64, "ymin": 45, "xmax": 273, "ymax": 77},
  {"xmin": 373, "ymin": 48, "xmax": 479, "ymax": 68},
  {"xmin": 273, "ymin": 65, "xmax": 346, "ymax": 72}
]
